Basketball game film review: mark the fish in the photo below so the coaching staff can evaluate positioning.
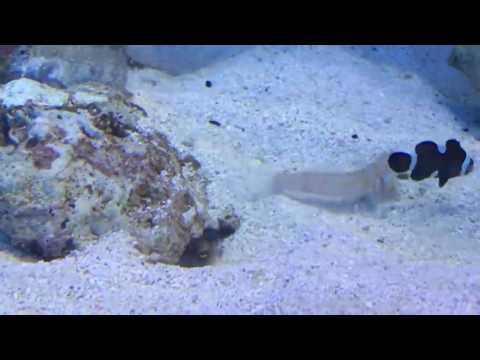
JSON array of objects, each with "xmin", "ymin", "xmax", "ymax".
[
  {"xmin": 388, "ymin": 139, "xmax": 474, "ymax": 187},
  {"xmin": 244, "ymin": 139, "xmax": 473, "ymax": 212},
  {"xmin": 270, "ymin": 153, "xmax": 399, "ymax": 211}
]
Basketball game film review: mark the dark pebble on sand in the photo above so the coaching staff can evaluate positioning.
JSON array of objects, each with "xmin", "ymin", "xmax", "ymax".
[
  {"xmin": 351, "ymin": 134, "xmax": 358, "ymax": 139},
  {"xmin": 205, "ymin": 80, "xmax": 212, "ymax": 88},
  {"xmin": 209, "ymin": 120, "xmax": 221, "ymax": 127}
]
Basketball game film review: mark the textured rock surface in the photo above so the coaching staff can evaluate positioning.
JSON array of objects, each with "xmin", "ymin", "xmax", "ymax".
[
  {"xmin": 0, "ymin": 79, "xmax": 216, "ymax": 264},
  {"xmin": 0, "ymin": 46, "xmax": 17, "ymax": 84},
  {"xmin": 125, "ymin": 46, "xmax": 251, "ymax": 75},
  {"xmin": 7, "ymin": 45, "xmax": 128, "ymax": 90},
  {"xmin": 449, "ymin": 45, "xmax": 480, "ymax": 91},
  {"xmin": 5, "ymin": 45, "xmax": 250, "ymax": 87},
  {"xmin": 0, "ymin": 78, "xmax": 70, "ymax": 107}
]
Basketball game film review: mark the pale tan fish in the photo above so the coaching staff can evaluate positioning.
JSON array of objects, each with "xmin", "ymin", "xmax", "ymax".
[{"xmin": 270, "ymin": 153, "xmax": 399, "ymax": 211}]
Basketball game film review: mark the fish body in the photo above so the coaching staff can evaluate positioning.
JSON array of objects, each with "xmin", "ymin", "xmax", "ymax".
[
  {"xmin": 388, "ymin": 139, "xmax": 474, "ymax": 187},
  {"xmin": 272, "ymin": 153, "xmax": 398, "ymax": 210}
]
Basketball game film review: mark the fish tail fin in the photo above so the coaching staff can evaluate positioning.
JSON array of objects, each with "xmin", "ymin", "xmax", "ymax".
[{"xmin": 233, "ymin": 163, "xmax": 277, "ymax": 202}]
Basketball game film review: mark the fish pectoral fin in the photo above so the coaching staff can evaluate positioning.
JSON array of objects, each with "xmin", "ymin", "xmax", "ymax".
[{"xmin": 438, "ymin": 175, "xmax": 448, "ymax": 187}]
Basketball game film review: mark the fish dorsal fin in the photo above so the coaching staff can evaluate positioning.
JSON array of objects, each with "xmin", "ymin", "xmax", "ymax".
[{"xmin": 437, "ymin": 139, "xmax": 467, "ymax": 187}]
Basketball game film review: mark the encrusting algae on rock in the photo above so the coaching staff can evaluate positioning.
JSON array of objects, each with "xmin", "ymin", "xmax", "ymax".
[{"xmin": 0, "ymin": 78, "xmax": 238, "ymax": 265}]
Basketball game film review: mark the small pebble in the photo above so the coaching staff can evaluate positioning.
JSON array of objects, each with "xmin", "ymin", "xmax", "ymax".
[
  {"xmin": 205, "ymin": 80, "xmax": 212, "ymax": 88},
  {"xmin": 209, "ymin": 120, "xmax": 221, "ymax": 127},
  {"xmin": 351, "ymin": 134, "xmax": 358, "ymax": 139}
]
